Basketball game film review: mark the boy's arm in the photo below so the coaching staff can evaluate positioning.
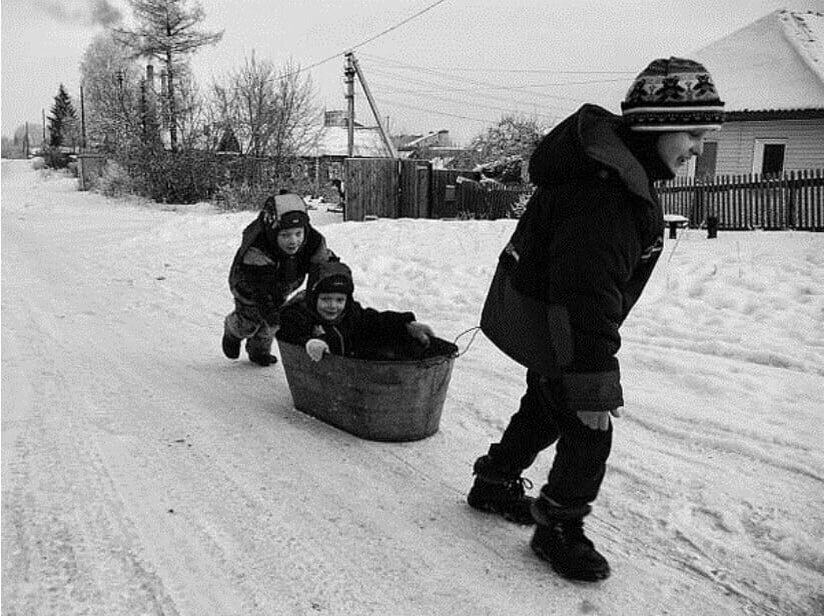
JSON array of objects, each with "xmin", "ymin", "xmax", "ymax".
[
  {"xmin": 359, "ymin": 306, "xmax": 417, "ymax": 342},
  {"xmin": 308, "ymin": 233, "xmax": 333, "ymax": 264},
  {"xmin": 233, "ymin": 248, "xmax": 282, "ymax": 321},
  {"xmin": 275, "ymin": 305, "xmax": 315, "ymax": 346}
]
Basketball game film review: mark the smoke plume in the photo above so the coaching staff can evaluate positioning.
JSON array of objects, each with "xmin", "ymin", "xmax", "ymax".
[{"xmin": 33, "ymin": 0, "xmax": 123, "ymax": 28}]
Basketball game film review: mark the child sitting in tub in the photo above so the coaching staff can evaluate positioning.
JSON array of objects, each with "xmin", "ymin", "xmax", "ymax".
[{"xmin": 276, "ymin": 260, "xmax": 446, "ymax": 362}]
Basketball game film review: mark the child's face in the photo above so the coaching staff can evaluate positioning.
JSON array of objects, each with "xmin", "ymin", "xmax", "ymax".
[
  {"xmin": 276, "ymin": 227, "xmax": 305, "ymax": 254},
  {"xmin": 316, "ymin": 292, "xmax": 347, "ymax": 321},
  {"xmin": 657, "ymin": 130, "xmax": 709, "ymax": 174}
]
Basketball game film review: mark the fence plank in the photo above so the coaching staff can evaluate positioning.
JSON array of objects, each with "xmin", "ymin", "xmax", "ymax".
[{"xmin": 399, "ymin": 159, "xmax": 431, "ymax": 218}]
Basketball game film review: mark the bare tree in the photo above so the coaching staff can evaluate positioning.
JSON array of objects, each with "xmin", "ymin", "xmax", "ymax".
[
  {"xmin": 115, "ymin": 0, "xmax": 222, "ymax": 150},
  {"xmin": 212, "ymin": 54, "xmax": 319, "ymax": 178},
  {"xmin": 80, "ymin": 32, "xmax": 143, "ymax": 151},
  {"xmin": 269, "ymin": 59, "xmax": 319, "ymax": 178}
]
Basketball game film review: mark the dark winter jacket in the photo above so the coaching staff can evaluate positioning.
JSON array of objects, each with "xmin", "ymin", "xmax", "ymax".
[
  {"xmin": 228, "ymin": 212, "xmax": 330, "ymax": 323},
  {"xmin": 276, "ymin": 262, "xmax": 418, "ymax": 360},
  {"xmin": 481, "ymin": 104, "xmax": 665, "ymax": 412}
]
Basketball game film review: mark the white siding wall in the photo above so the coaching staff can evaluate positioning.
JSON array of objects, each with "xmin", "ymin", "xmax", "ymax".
[{"xmin": 712, "ymin": 118, "xmax": 824, "ymax": 176}]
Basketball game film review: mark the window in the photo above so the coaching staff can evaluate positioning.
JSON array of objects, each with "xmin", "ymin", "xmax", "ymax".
[
  {"xmin": 762, "ymin": 144, "xmax": 785, "ymax": 176},
  {"xmin": 752, "ymin": 139, "xmax": 787, "ymax": 176},
  {"xmin": 694, "ymin": 141, "xmax": 718, "ymax": 178}
]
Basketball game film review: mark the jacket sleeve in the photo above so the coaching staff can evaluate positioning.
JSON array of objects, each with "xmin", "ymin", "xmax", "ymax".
[
  {"xmin": 309, "ymin": 234, "xmax": 332, "ymax": 264},
  {"xmin": 233, "ymin": 252, "xmax": 283, "ymax": 323},
  {"xmin": 523, "ymin": 185, "xmax": 641, "ymax": 411},
  {"xmin": 358, "ymin": 307, "xmax": 416, "ymax": 342},
  {"xmin": 275, "ymin": 302, "xmax": 315, "ymax": 347}
]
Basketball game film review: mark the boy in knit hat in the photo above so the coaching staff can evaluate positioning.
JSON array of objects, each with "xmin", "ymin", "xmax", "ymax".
[
  {"xmin": 275, "ymin": 260, "xmax": 441, "ymax": 362},
  {"xmin": 469, "ymin": 57, "xmax": 724, "ymax": 582},
  {"xmin": 222, "ymin": 192, "xmax": 333, "ymax": 366}
]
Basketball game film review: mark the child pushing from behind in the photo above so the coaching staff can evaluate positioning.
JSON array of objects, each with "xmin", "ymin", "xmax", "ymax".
[
  {"xmin": 223, "ymin": 192, "xmax": 333, "ymax": 366},
  {"xmin": 276, "ymin": 261, "xmax": 439, "ymax": 362}
]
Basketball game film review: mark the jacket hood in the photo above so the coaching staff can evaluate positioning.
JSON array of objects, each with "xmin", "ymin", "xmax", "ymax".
[{"xmin": 528, "ymin": 104, "xmax": 659, "ymax": 205}]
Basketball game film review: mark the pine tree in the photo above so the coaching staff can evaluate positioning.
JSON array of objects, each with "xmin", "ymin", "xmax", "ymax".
[
  {"xmin": 115, "ymin": 0, "xmax": 222, "ymax": 151},
  {"xmin": 48, "ymin": 84, "xmax": 78, "ymax": 148}
]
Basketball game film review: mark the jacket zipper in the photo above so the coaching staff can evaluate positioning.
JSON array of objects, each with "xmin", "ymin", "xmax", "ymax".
[{"xmin": 331, "ymin": 325, "xmax": 345, "ymax": 356}]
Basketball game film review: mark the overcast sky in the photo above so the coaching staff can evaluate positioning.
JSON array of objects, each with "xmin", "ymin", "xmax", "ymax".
[{"xmin": 2, "ymin": 0, "xmax": 821, "ymax": 144}]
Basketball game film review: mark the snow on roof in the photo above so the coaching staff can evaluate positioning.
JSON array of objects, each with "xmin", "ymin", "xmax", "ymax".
[
  {"xmin": 780, "ymin": 9, "xmax": 824, "ymax": 83},
  {"xmin": 694, "ymin": 9, "xmax": 824, "ymax": 112},
  {"xmin": 304, "ymin": 125, "xmax": 391, "ymax": 158}
]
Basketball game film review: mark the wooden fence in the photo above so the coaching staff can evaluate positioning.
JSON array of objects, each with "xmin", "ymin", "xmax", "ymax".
[
  {"xmin": 453, "ymin": 180, "xmax": 533, "ymax": 219},
  {"xmin": 345, "ymin": 158, "xmax": 483, "ymax": 221},
  {"xmin": 657, "ymin": 169, "xmax": 824, "ymax": 231},
  {"xmin": 345, "ymin": 160, "xmax": 824, "ymax": 229},
  {"xmin": 345, "ymin": 157, "xmax": 523, "ymax": 221},
  {"xmin": 344, "ymin": 158, "xmax": 399, "ymax": 221}
]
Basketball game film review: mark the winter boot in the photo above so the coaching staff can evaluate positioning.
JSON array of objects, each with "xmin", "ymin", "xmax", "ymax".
[
  {"xmin": 248, "ymin": 353, "xmax": 278, "ymax": 367},
  {"xmin": 222, "ymin": 332, "xmax": 241, "ymax": 359},
  {"xmin": 467, "ymin": 453, "xmax": 535, "ymax": 525},
  {"xmin": 530, "ymin": 496, "xmax": 610, "ymax": 582}
]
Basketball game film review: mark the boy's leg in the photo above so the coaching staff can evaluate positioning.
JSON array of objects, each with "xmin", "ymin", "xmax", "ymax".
[
  {"xmin": 223, "ymin": 303, "xmax": 263, "ymax": 361},
  {"xmin": 529, "ymin": 380, "xmax": 613, "ymax": 581},
  {"xmin": 467, "ymin": 370, "xmax": 560, "ymax": 524},
  {"xmin": 245, "ymin": 323, "xmax": 278, "ymax": 366}
]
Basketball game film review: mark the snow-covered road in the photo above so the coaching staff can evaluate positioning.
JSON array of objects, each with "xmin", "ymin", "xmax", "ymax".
[{"xmin": 2, "ymin": 159, "xmax": 822, "ymax": 615}]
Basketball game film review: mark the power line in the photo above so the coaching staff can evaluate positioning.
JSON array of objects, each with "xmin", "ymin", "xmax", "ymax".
[
  {"xmin": 283, "ymin": 0, "xmax": 450, "ymax": 78},
  {"xmin": 364, "ymin": 64, "xmax": 586, "ymax": 111},
  {"xmin": 375, "ymin": 97, "xmax": 497, "ymax": 125},
  {"xmin": 360, "ymin": 52, "xmax": 637, "ymax": 75},
  {"xmin": 361, "ymin": 56, "xmax": 590, "ymax": 106},
  {"xmin": 347, "ymin": 0, "xmax": 450, "ymax": 53},
  {"xmin": 370, "ymin": 78, "xmax": 562, "ymax": 121}
]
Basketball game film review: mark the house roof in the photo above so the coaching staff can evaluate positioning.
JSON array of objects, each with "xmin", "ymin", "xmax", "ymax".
[
  {"xmin": 305, "ymin": 125, "xmax": 391, "ymax": 158},
  {"xmin": 725, "ymin": 107, "xmax": 824, "ymax": 121},
  {"xmin": 694, "ymin": 9, "xmax": 824, "ymax": 112}
]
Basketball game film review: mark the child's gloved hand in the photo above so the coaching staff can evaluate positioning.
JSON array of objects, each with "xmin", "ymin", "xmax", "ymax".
[
  {"xmin": 305, "ymin": 338, "xmax": 330, "ymax": 362},
  {"xmin": 406, "ymin": 321, "xmax": 434, "ymax": 346}
]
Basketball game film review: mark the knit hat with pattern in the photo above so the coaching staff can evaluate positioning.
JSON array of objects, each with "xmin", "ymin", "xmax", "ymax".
[
  {"xmin": 262, "ymin": 193, "xmax": 310, "ymax": 230},
  {"xmin": 621, "ymin": 57, "xmax": 724, "ymax": 132}
]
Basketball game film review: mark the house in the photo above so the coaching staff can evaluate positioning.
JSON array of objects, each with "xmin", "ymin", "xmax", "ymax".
[
  {"xmin": 302, "ymin": 110, "xmax": 392, "ymax": 193},
  {"xmin": 394, "ymin": 130, "xmax": 450, "ymax": 156},
  {"xmin": 393, "ymin": 130, "xmax": 470, "ymax": 168},
  {"xmin": 690, "ymin": 8, "xmax": 824, "ymax": 177}
]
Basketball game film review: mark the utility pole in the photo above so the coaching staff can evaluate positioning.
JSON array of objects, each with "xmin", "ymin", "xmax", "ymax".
[
  {"xmin": 80, "ymin": 84, "xmax": 87, "ymax": 151},
  {"xmin": 24, "ymin": 122, "xmax": 30, "ymax": 157},
  {"xmin": 351, "ymin": 54, "xmax": 396, "ymax": 158},
  {"xmin": 344, "ymin": 52, "xmax": 356, "ymax": 157},
  {"xmin": 42, "ymin": 108, "xmax": 46, "ymax": 144}
]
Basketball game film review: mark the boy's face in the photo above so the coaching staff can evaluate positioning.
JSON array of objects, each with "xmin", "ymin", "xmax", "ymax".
[
  {"xmin": 316, "ymin": 292, "xmax": 347, "ymax": 321},
  {"xmin": 276, "ymin": 227, "xmax": 305, "ymax": 254},
  {"xmin": 657, "ymin": 130, "xmax": 710, "ymax": 174}
]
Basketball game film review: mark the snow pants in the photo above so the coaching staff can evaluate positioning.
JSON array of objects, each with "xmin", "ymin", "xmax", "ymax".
[
  {"xmin": 224, "ymin": 301, "xmax": 276, "ymax": 358},
  {"xmin": 493, "ymin": 370, "xmax": 612, "ymax": 508}
]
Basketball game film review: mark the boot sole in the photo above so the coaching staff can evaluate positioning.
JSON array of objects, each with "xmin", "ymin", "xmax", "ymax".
[
  {"xmin": 467, "ymin": 495, "xmax": 536, "ymax": 526},
  {"xmin": 530, "ymin": 539, "xmax": 611, "ymax": 582}
]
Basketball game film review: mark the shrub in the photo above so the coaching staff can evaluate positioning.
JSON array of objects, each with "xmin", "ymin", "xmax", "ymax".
[
  {"xmin": 213, "ymin": 181, "xmax": 270, "ymax": 212},
  {"xmin": 97, "ymin": 160, "xmax": 134, "ymax": 198},
  {"xmin": 30, "ymin": 157, "xmax": 46, "ymax": 171},
  {"xmin": 43, "ymin": 146, "xmax": 71, "ymax": 169}
]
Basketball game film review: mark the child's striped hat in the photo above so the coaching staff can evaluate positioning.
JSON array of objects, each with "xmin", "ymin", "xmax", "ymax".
[{"xmin": 621, "ymin": 57, "xmax": 725, "ymax": 132}]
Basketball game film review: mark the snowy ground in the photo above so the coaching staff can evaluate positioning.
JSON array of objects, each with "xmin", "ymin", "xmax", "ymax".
[{"xmin": 2, "ymin": 159, "xmax": 822, "ymax": 616}]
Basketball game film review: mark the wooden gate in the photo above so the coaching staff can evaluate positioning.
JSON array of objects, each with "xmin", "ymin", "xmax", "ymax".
[
  {"xmin": 344, "ymin": 158, "xmax": 399, "ymax": 221},
  {"xmin": 399, "ymin": 159, "xmax": 431, "ymax": 218}
]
